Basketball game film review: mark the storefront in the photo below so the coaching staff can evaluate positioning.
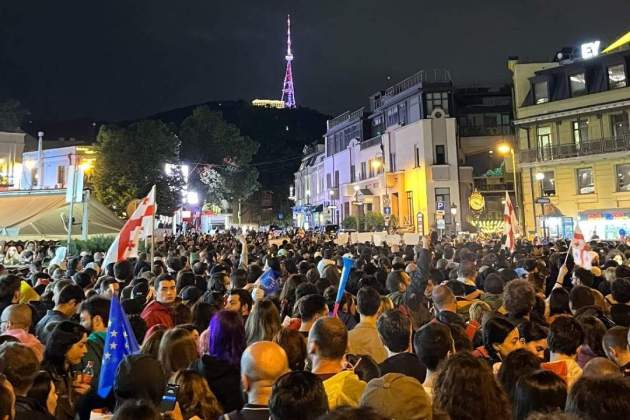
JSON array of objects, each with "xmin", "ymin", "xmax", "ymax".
[{"xmin": 578, "ymin": 209, "xmax": 630, "ymax": 241}]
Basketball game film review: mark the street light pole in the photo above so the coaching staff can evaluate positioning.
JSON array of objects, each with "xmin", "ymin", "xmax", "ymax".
[
  {"xmin": 535, "ymin": 172, "xmax": 546, "ymax": 241},
  {"xmin": 497, "ymin": 142, "xmax": 522, "ymax": 230}
]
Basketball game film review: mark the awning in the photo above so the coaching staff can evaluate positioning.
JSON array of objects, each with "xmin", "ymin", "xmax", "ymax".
[
  {"xmin": 360, "ymin": 188, "xmax": 374, "ymax": 196},
  {"xmin": 0, "ymin": 190, "xmax": 123, "ymax": 239}
]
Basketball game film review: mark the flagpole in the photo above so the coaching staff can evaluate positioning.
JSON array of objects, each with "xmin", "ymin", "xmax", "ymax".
[{"xmin": 151, "ymin": 186, "xmax": 156, "ymax": 267}]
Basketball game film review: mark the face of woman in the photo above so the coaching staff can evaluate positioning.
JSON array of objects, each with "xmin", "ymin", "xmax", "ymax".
[
  {"xmin": 496, "ymin": 328, "xmax": 523, "ymax": 359},
  {"xmin": 525, "ymin": 338, "xmax": 548, "ymax": 360},
  {"xmin": 46, "ymin": 381, "xmax": 57, "ymax": 415},
  {"xmin": 65, "ymin": 333, "xmax": 88, "ymax": 366}
]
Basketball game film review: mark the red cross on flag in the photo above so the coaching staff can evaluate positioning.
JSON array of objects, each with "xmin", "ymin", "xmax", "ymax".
[
  {"xmin": 103, "ymin": 186, "xmax": 156, "ymax": 268},
  {"xmin": 571, "ymin": 223, "xmax": 593, "ymax": 269},
  {"xmin": 503, "ymin": 191, "xmax": 519, "ymax": 253}
]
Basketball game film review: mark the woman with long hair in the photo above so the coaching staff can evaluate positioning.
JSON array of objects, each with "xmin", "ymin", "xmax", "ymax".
[
  {"xmin": 244, "ymin": 299, "xmax": 281, "ymax": 345},
  {"xmin": 171, "ymin": 370, "xmax": 223, "ymax": 419},
  {"xmin": 158, "ymin": 327, "xmax": 199, "ymax": 379},
  {"xmin": 42, "ymin": 321, "xmax": 90, "ymax": 420},
  {"xmin": 513, "ymin": 370, "xmax": 567, "ymax": 420},
  {"xmin": 482, "ymin": 316, "xmax": 522, "ymax": 365},
  {"xmin": 140, "ymin": 325, "xmax": 166, "ymax": 359},
  {"xmin": 433, "ymin": 352, "xmax": 511, "ymax": 420},
  {"xmin": 191, "ymin": 310, "xmax": 246, "ymax": 412},
  {"xmin": 497, "ymin": 348, "xmax": 541, "ymax": 403}
]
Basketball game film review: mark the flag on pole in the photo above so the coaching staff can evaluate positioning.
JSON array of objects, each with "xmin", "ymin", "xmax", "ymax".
[
  {"xmin": 503, "ymin": 191, "xmax": 518, "ymax": 253},
  {"xmin": 102, "ymin": 186, "xmax": 156, "ymax": 268},
  {"xmin": 97, "ymin": 296, "xmax": 140, "ymax": 397},
  {"xmin": 571, "ymin": 223, "xmax": 593, "ymax": 269}
]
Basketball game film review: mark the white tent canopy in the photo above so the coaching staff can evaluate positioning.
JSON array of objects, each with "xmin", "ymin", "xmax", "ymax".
[{"xmin": 0, "ymin": 190, "xmax": 123, "ymax": 239}]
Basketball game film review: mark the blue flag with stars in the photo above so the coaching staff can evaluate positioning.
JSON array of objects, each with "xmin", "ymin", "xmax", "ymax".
[{"xmin": 97, "ymin": 295, "xmax": 140, "ymax": 398}]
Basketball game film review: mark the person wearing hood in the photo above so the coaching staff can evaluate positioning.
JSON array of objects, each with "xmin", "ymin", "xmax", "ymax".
[
  {"xmin": 1, "ymin": 304, "xmax": 44, "ymax": 362},
  {"xmin": 191, "ymin": 310, "xmax": 246, "ymax": 412},
  {"xmin": 141, "ymin": 274, "xmax": 176, "ymax": 329},
  {"xmin": 308, "ymin": 317, "xmax": 366, "ymax": 409}
]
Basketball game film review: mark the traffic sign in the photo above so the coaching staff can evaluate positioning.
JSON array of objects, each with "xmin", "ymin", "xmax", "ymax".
[
  {"xmin": 436, "ymin": 201, "xmax": 445, "ymax": 211},
  {"xmin": 535, "ymin": 197, "xmax": 551, "ymax": 204},
  {"xmin": 384, "ymin": 206, "xmax": 391, "ymax": 216},
  {"xmin": 436, "ymin": 210, "xmax": 445, "ymax": 216}
]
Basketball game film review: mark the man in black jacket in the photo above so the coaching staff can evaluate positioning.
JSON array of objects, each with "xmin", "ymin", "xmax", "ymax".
[{"xmin": 377, "ymin": 309, "xmax": 426, "ymax": 383}]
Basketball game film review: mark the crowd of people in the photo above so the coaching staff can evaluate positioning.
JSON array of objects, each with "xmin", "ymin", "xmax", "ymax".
[{"xmin": 0, "ymin": 229, "xmax": 629, "ymax": 420}]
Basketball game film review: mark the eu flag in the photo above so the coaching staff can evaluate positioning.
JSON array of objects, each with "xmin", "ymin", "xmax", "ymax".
[{"xmin": 97, "ymin": 296, "xmax": 140, "ymax": 398}]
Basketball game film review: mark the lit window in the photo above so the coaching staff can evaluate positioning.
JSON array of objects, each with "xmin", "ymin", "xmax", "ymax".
[
  {"xmin": 576, "ymin": 168, "xmax": 594, "ymax": 194},
  {"xmin": 534, "ymin": 81, "xmax": 549, "ymax": 104},
  {"xmin": 426, "ymin": 92, "xmax": 449, "ymax": 114},
  {"xmin": 608, "ymin": 64, "xmax": 627, "ymax": 89},
  {"xmin": 541, "ymin": 171, "xmax": 556, "ymax": 196},
  {"xmin": 569, "ymin": 73, "xmax": 587, "ymax": 97},
  {"xmin": 617, "ymin": 164, "xmax": 630, "ymax": 192}
]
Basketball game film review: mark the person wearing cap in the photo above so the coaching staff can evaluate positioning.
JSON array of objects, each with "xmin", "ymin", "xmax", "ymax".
[
  {"xmin": 376, "ymin": 309, "xmax": 426, "ymax": 383},
  {"xmin": 308, "ymin": 317, "xmax": 366, "ymax": 409},
  {"xmin": 359, "ymin": 373, "xmax": 432, "ymax": 420},
  {"xmin": 140, "ymin": 274, "xmax": 176, "ymax": 330},
  {"xmin": 347, "ymin": 287, "xmax": 388, "ymax": 364}
]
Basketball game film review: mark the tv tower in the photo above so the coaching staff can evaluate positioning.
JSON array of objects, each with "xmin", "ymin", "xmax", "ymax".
[{"xmin": 281, "ymin": 14, "xmax": 296, "ymax": 109}]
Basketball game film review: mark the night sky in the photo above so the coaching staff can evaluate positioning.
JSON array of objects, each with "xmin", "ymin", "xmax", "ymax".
[{"xmin": 1, "ymin": 1, "xmax": 628, "ymax": 121}]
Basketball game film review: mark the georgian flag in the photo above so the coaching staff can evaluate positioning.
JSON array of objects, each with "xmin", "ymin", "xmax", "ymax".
[
  {"xmin": 571, "ymin": 223, "xmax": 593, "ymax": 269},
  {"xmin": 503, "ymin": 191, "xmax": 518, "ymax": 253},
  {"xmin": 102, "ymin": 186, "xmax": 156, "ymax": 268}
]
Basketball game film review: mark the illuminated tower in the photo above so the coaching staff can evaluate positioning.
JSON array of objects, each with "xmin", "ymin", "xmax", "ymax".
[{"xmin": 281, "ymin": 14, "xmax": 296, "ymax": 108}]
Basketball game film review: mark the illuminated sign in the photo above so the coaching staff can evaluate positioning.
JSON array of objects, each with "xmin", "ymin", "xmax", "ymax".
[{"xmin": 580, "ymin": 41, "xmax": 600, "ymax": 59}]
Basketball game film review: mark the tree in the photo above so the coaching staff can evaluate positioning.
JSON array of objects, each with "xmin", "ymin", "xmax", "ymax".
[
  {"xmin": 0, "ymin": 99, "xmax": 28, "ymax": 131},
  {"xmin": 92, "ymin": 120, "xmax": 183, "ymax": 217},
  {"xmin": 179, "ymin": 106, "xmax": 260, "ymax": 209}
]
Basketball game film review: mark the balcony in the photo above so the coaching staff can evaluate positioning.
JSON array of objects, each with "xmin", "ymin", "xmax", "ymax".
[
  {"xmin": 473, "ymin": 176, "xmax": 514, "ymax": 193},
  {"xmin": 360, "ymin": 135, "xmax": 382, "ymax": 150},
  {"xmin": 518, "ymin": 134, "xmax": 630, "ymax": 164},
  {"xmin": 459, "ymin": 125, "xmax": 513, "ymax": 137}
]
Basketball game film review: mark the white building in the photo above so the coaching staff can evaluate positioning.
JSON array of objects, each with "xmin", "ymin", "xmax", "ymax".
[
  {"xmin": 293, "ymin": 70, "xmax": 473, "ymax": 233},
  {"xmin": 20, "ymin": 145, "xmax": 96, "ymax": 190}
]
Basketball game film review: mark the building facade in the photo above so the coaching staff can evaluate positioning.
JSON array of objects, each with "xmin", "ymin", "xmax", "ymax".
[
  {"xmin": 293, "ymin": 70, "xmax": 473, "ymax": 233},
  {"xmin": 510, "ymin": 44, "xmax": 630, "ymax": 240},
  {"xmin": 20, "ymin": 145, "xmax": 96, "ymax": 190}
]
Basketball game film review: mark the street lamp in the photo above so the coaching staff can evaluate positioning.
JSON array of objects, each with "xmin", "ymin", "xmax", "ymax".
[{"xmin": 497, "ymin": 142, "xmax": 521, "ymax": 228}]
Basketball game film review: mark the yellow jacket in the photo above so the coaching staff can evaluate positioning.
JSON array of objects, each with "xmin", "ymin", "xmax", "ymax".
[{"xmin": 323, "ymin": 370, "xmax": 367, "ymax": 409}]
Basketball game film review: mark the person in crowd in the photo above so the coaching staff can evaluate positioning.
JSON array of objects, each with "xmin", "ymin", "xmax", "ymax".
[
  {"xmin": 503, "ymin": 279, "xmax": 536, "ymax": 326},
  {"xmin": 111, "ymin": 399, "xmax": 160, "ymax": 420},
  {"xmin": 0, "ymin": 304, "xmax": 44, "ymax": 361},
  {"xmin": 269, "ymin": 371, "xmax": 328, "ymax": 420},
  {"xmin": 497, "ymin": 348, "xmax": 541, "ymax": 403},
  {"xmin": 171, "ymin": 370, "xmax": 223, "ymax": 420},
  {"xmin": 158, "ymin": 327, "xmax": 199, "ymax": 379},
  {"xmin": 273, "ymin": 328, "xmax": 307, "ymax": 371},
  {"xmin": 376, "ymin": 309, "xmax": 425, "ymax": 382},
  {"xmin": 581, "ymin": 357, "xmax": 625, "ymax": 378},
  {"xmin": 481, "ymin": 272, "xmax": 504, "ymax": 311},
  {"xmin": 35, "ymin": 284, "xmax": 84, "ymax": 341},
  {"xmin": 478, "ymin": 316, "xmax": 523, "ymax": 366},
  {"xmin": 141, "ymin": 274, "xmax": 177, "ymax": 329},
  {"xmin": 565, "ymin": 376, "xmax": 630, "ymax": 419},
  {"xmin": 0, "ymin": 342, "xmax": 52, "ymax": 420},
  {"xmin": 610, "ymin": 276, "xmax": 630, "ymax": 326},
  {"xmin": 25, "ymin": 371, "xmax": 57, "ymax": 419},
  {"xmin": 317, "ymin": 406, "xmax": 387, "ymax": 420},
  {"xmin": 432, "ymin": 284, "xmax": 465, "ymax": 328},
  {"xmin": 225, "ymin": 288, "xmax": 253, "ymax": 320},
  {"xmin": 575, "ymin": 315, "xmax": 607, "ymax": 367},
  {"xmin": 0, "ymin": 372, "xmax": 16, "ymax": 420},
  {"xmin": 191, "ymin": 310, "xmax": 245, "ymax": 412},
  {"xmin": 433, "ymin": 352, "xmax": 511, "ymax": 420},
  {"xmin": 512, "ymin": 370, "xmax": 567, "ymax": 420},
  {"xmin": 360, "ymin": 373, "xmax": 432, "ymax": 420},
  {"xmin": 244, "ymin": 299, "xmax": 281, "ymax": 346},
  {"xmin": 223, "ymin": 341, "xmax": 289, "ymax": 420},
  {"xmin": 543, "ymin": 315, "xmax": 584, "ymax": 388},
  {"xmin": 42, "ymin": 321, "xmax": 90, "ymax": 420},
  {"xmin": 347, "ymin": 287, "xmax": 387, "ymax": 364},
  {"xmin": 518, "ymin": 320, "xmax": 549, "ymax": 361},
  {"xmin": 548, "ymin": 287, "xmax": 572, "ymax": 323},
  {"xmin": 140, "ymin": 325, "xmax": 167, "ymax": 359},
  {"xmin": 414, "ymin": 320, "xmax": 453, "ymax": 398},
  {"xmin": 308, "ymin": 317, "xmax": 366, "ymax": 408},
  {"xmin": 113, "ymin": 354, "xmax": 166, "ymax": 409},
  {"xmin": 602, "ymin": 326, "xmax": 630, "ymax": 374},
  {"xmin": 296, "ymin": 294, "xmax": 329, "ymax": 338},
  {"xmin": 0, "ymin": 275, "xmax": 21, "ymax": 316}
]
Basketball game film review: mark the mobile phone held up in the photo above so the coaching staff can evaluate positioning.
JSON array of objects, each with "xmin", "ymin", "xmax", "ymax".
[{"xmin": 159, "ymin": 384, "xmax": 180, "ymax": 413}]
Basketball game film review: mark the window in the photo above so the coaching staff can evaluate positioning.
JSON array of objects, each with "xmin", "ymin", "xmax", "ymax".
[
  {"xmin": 572, "ymin": 120, "xmax": 588, "ymax": 147},
  {"xmin": 389, "ymin": 153, "xmax": 396, "ymax": 172},
  {"xmin": 326, "ymin": 174, "xmax": 331, "ymax": 189},
  {"xmin": 537, "ymin": 126, "xmax": 552, "ymax": 159},
  {"xmin": 368, "ymin": 159, "xmax": 374, "ymax": 178},
  {"xmin": 426, "ymin": 92, "xmax": 449, "ymax": 115},
  {"xmin": 534, "ymin": 81, "xmax": 549, "ymax": 104},
  {"xmin": 56, "ymin": 166, "xmax": 66, "ymax": 186},
  {"xmin": 398, "ymin": 102, "xmax": 407, "ymax": 125},
  {"xmin": 435, "ymin": 188, "xmax": 451, "ymax": 223},
  {"xmin": 569, "ymin": 73, "xmax": 587, "ymax": 97},
  {"xmin": 360, "ymin": 162, "xmax": 367, "ymax": 180},
  {"xmin": 611, "ymin": 113, "xmax": 629, "ymax": 138},
  {"xmin": 350, "ymin": 165, "xmax": 356, "ymax": 183},
  {"xmin": 414, "ymin": 145, "xmax": 421, "ymax": 167},
  {"xmin": 435, "ymin": 145, "xmax": 446, "ymax": 165},
  {"xmin": 386, "ymin": 107, "xmax": 399, "ymax": 126},
  {"xmin": 577, "ymin": 168, "xmax": 594, "ymax": 194},
  {"xmin": 541, "ymin": 171, "xmax": 556, "ymax": 196},
  {"xmin": 616, "ymin": 164, "xmax": 630, "ymax": 192},
  {"xmin": 406, "ymin": 191, "xmax": 414, "ymax": 226},
  {"xmin": 334, "ymin": 171, "xmax": 339, "ymax": 188},
  {"xmin": 31, "ymin": 168, "xmax": 38, "ymax": 186},
  {"xmin": 608, "ymin": 64, "xmax": 627, "ymax": 89}
]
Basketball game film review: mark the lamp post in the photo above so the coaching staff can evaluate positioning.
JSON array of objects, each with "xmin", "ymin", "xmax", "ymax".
[
  {"xmin": 497, "ymin": 142, "xmax": 521, "ymax": 229},
  {"xmin": 328, "ymin": 189, "xmax": 335, "ymax": 224},
  {"xmin": 353, "ymin": 185, "xmax": 361, "ymax": 232},
  {"xmin": 535, "ymin": 172, "xmax": 547, "ymax": 241},
  {"xmin": 304, "ymin": 190, "xmax": 311, "ymax": 229},
  {"xmin": 450, "ymin": 202, "xmax": 458, "ymax": 234}
]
